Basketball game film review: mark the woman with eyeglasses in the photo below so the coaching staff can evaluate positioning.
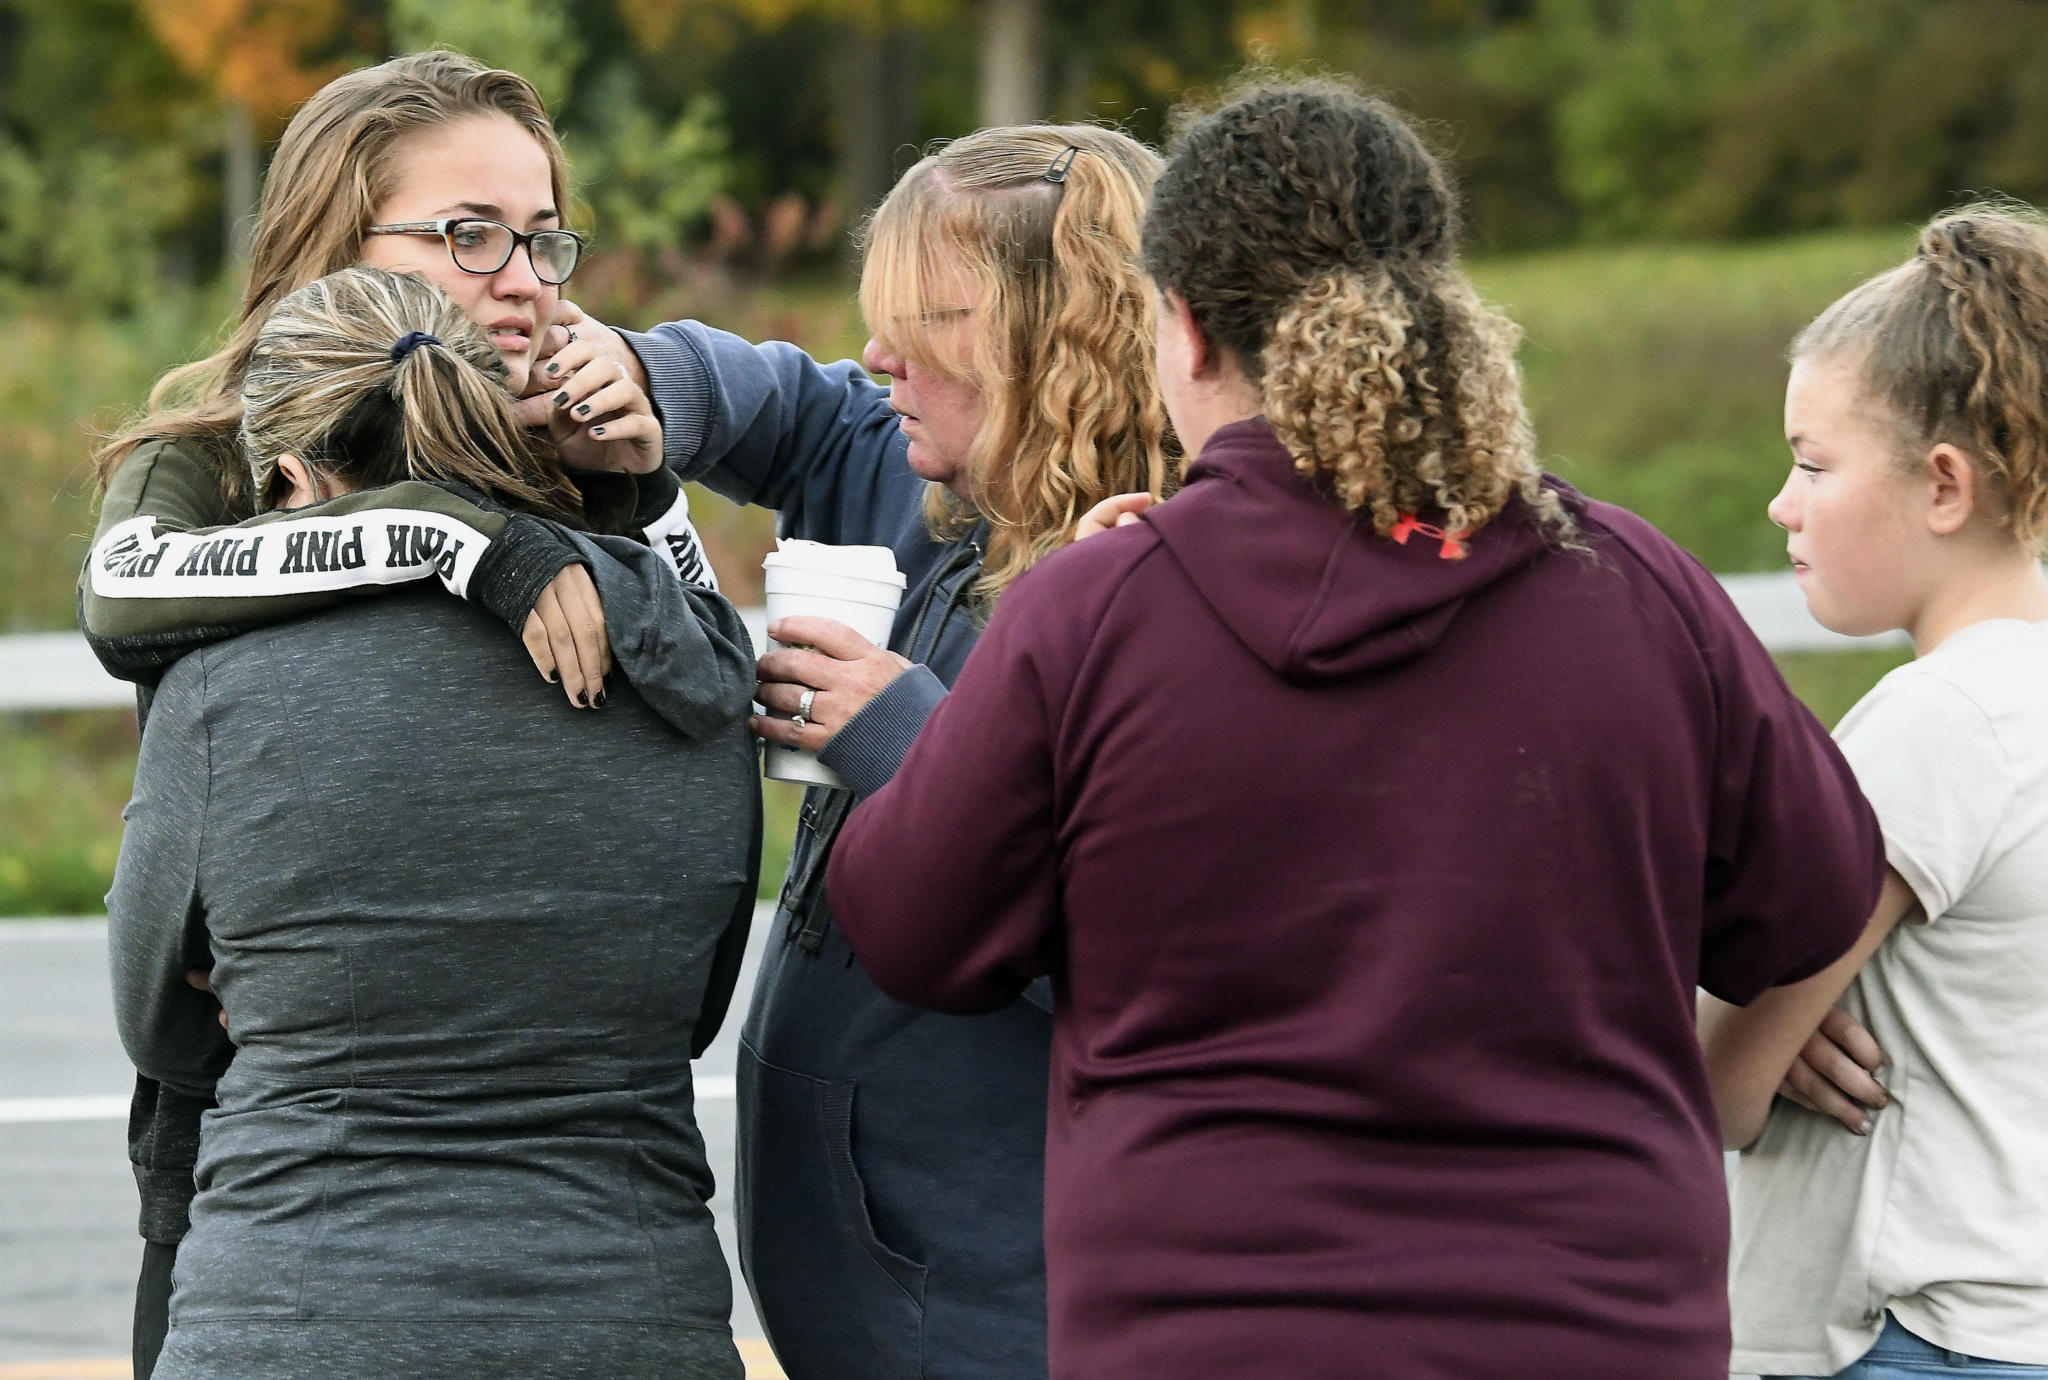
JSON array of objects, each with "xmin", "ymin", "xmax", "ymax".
[
  {"xmin": 82, "ymin": 51, "xmax": 719, "ymax": 711},
  {"xmin": 554, "ymin": 125, "xmax": 1171, "ymax": 1380},
  {"xmin": 79, "ymin": 51, "xmax": 756, "ymax": 1380}
]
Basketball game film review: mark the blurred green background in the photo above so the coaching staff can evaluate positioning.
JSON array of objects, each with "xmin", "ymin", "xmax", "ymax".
[{"xmin": 12, "ymin": 0, "xmax": 2024, "ymax": 911}]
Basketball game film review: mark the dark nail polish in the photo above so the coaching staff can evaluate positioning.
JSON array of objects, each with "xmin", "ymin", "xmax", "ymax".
[
  {"xmin": 554, "ymin": 391, "xmax": 569, "ymax": 406},
  {"xmin": 590, "ymin": 426, "xmax": 605, "ymax": 436},
  {"xmin": 574, "ymin": 403, "xmax": 590, "ymax": 417},
  {"xmin": 576, "ymin": 691, "xmax": 590, "ymax": 708},
  {"xmin": 547, "ymin": 361, "xmax": 561, "ymax": 375},
  {"xmin": 545, "ymin": 670, "xmax": 557, "ymax": 684},
  {"xmin": 594, "ymin": 691, "xmax": 607, "ymax": 708}
]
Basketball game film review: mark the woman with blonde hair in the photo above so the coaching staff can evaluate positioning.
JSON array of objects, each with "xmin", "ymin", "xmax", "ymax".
[
  {"xmin": 564, "ymin": 122, "xmax": 1170, "ymax": 1378},
  {"xmin": 79, "ymin": 51, "xmax": 751, "ymax": 1378},
  {"xmin": 111, "ymin": 265, "xmax": 757, "ymax": 1379},
  {"xmin": 826, "ymin": 81, "xmax": 1883, "ymax": 1377}
]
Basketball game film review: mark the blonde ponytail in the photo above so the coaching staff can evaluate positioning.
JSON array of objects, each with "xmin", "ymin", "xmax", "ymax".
[{"xmin": 241, "ymin": 267, "xmax": 583, "ymax": 523}]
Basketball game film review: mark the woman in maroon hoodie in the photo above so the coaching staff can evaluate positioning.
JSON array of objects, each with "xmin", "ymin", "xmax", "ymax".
[{"xmin": 827, "ymin": 81, "xmax": 1885, "ymax": 1379}]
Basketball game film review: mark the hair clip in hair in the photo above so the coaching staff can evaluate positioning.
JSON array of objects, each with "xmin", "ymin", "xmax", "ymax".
[
  {"xmin": 390, "ymin": 330, "xmax": 441, "ymax": 362},
  {"xmin": 1043, "ymin": 146, "xmax": 1081, "ymax": 185},
  {"xmin": 1390, "ymin": 512, "xmax": 1470, "ymax": 560}
]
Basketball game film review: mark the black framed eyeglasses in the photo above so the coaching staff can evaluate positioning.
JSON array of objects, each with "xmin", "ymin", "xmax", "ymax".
[{"xmin": 365, "ymin": 218, "xmax": 586, "ymax": 285}]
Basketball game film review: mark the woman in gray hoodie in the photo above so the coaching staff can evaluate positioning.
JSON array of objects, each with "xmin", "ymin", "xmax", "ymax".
[{"xmin": 108, "ymin": 268, "xmax": 759, "ymax": 1379}]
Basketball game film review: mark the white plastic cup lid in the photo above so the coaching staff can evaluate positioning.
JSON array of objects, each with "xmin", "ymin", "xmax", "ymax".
[{"xmin": 761, "ymin": 539, "xmax": 906, "ymax": 588}]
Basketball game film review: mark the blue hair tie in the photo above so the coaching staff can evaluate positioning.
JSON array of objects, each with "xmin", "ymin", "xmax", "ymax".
[{"xmin": 390, "ymin": 331, "xmax": 441, "ymax": 362}]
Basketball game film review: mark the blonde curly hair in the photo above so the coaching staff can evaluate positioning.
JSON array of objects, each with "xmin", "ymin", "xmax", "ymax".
[
  {"xmin": 1143, "ymin": 79, "xmax": 1570, "ymax": 545},
  {"xmin": 859, "ymin": 123, "xmax": 1176, "ymax": 603}
]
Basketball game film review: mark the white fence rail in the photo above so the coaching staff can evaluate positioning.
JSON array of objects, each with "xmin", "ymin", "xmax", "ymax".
[{"xmin": 2, "ymin": 584, "xmax": 1897, "ymax": 714}]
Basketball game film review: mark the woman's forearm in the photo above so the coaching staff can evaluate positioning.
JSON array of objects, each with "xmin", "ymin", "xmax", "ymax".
[
  {"xmin": 622, "ymin": 320, "xmax": 908, "ymax": 529},
  {"xmin": 556, "ymin": 528, "xmax": 756, "ymax": 741},
  {"xmin": 82, "ymin": 441, "xmax": 574, "ymax": 679},
  {"xmin": 1697, "ymin": 869, "xmax": 1916, "ymax": 1148}
]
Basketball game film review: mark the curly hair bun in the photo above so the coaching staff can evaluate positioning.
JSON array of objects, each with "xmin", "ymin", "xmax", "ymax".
[{"xmin": 1145, "ymin": 78, "xmax": 1567, "ymax": 543}]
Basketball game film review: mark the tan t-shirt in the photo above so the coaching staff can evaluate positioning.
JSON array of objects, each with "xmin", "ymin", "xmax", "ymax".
[{"xmin": 1730, "ymin": 619, "xmax": 2048, "ymax": 1375}]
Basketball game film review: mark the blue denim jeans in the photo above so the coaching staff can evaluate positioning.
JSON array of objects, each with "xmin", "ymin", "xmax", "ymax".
[{"xmin": 1769, "ymin": 1314, "xmax": 2048, "ymax": 1378}]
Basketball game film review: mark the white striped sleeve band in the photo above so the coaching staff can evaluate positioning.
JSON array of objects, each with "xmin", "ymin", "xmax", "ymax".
[{"xmin": 89, "ymin": 512, "xmax": 492, "ymax": 601}]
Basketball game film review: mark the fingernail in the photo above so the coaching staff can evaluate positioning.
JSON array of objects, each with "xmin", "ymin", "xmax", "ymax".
[
  {"xmin": 593, "ymin": 690, "xmax": 606, "ymax": 708},
  {"xmin": 1855, "ymin": 1119, "xmax": 1873, "ymax": 1136},
  {"xmin": 544, "ymin": 671, "xmax": 556, "ymax": 684},
  {"xmin": 574, "ymin": 403, "xmax": 590, "ymax": 417},
  {"xmin": 590, "ymin": 426, "xmax": 605, "ymax": 436},
  {"xmin": 576, "ymin": 691, "xmax": 590, "ymax": 708},
  {"xmin": 547, "ymin": 361, "xmax": 561, "ymax": 375},
  {"xmin": 554, "ymin": 391, "xmax": 569, "ymax": 406}
]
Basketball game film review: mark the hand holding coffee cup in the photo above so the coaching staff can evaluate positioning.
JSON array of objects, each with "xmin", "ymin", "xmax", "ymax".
[
  {"xmin": 754, "ymin": 618, "xmax": 913, "ymax": 748},
  {"xmin": 757, "ymin": 541, "xmax": 907, "ymax": 787}
]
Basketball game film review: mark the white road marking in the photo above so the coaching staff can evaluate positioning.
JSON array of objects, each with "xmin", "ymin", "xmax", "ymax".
[
  {"xmin": 0, "ymin": 1096, "xmax": 128, "ymax": 1124},
  {"xmin": 0, "ymin": 919, "xmax": 107, "ymax": 940}
]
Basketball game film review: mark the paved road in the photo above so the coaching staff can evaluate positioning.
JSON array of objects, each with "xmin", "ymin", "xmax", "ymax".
[{"xmin": 0, "ymin": 911, "xmax": 777, "ymax": 1376}]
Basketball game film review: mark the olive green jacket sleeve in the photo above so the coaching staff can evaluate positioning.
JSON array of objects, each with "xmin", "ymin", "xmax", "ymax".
[{"xmin": 79, "ymin": 438, "xmax": 582, "ymax": 682}]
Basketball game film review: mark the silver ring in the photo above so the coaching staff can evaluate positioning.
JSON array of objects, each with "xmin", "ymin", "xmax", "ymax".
[
  {"xmin": 796, "ymin": 688, "xmax": 817, "ymax": 723},
  {"xmin": 566, "ymin": 327, "xmax": 578, "ymax": 344}
]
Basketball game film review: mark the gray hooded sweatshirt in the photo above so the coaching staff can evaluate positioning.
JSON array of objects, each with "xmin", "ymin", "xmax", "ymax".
[{"xmin": 108, "ymin": 585, "xmax": 757, "ymax": 1379}]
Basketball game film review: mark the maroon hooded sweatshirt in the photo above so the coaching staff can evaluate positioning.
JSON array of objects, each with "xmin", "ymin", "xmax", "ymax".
[{"xmin": 828, "ymin": 419, "xmax": 1883, "ymax": 1379}]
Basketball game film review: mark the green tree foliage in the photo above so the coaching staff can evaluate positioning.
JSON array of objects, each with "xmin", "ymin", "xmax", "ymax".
[
  {"xmin": 386, "ymin": 0, "xmax": 583, "ymax": 108},
  {"xmin": 1498, "ymin": 0, "xmax": 2048, "ymax": 240},
  {"xmin": 10, "ymin": 0, "xmax": 2048, "ymax": 299},
  {"xmin": 567, "ymin": 66, "xmax": 728, "ymax": 259},
  {"xmin": 0, "ymin": 0, "xmax": 216, "ymax": 310}
]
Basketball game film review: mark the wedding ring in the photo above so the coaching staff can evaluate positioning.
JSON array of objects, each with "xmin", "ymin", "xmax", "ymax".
[{"xmin": 795, "ymin": 688, "xmax": 818, "ymax": 727}]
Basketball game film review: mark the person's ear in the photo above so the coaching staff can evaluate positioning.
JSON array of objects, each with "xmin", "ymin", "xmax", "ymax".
[
  {"xmin": 275, "ymin": 454, "xmax": 324, "ymax": 510},
  {"xmin": 1924, "ymin": 443, "xmax": 1978, "ymax": 537},
  {"xmin": 1164, "ymin": 290, "xmax": 1215, "ymax": 379}
]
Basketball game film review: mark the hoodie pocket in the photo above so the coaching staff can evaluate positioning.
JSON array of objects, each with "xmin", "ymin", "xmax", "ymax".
[{"xmin": 737, "ymin": 1042, "xmax": 926, "ymax": 1378}]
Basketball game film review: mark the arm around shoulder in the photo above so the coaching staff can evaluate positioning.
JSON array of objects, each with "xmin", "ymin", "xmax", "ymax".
[{"xmin": 82, "ymin": 438, "xmax": 572, "ymax": 679}]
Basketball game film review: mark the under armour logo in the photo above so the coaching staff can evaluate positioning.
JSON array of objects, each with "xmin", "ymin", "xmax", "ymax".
[{"xmin": 1390, "ymin": 513, "xmax": 1470, "ymax": 561}]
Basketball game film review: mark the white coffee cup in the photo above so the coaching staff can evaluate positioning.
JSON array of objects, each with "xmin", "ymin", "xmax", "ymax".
[{"xmin": 761, "ymin": 540, "xmax": 907, "ymax": 788}]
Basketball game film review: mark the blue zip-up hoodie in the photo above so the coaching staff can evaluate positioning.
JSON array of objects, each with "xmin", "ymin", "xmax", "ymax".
[{"xmin": 625, "ymin": 320, "xmax": 1051, "ymax": 1380}]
